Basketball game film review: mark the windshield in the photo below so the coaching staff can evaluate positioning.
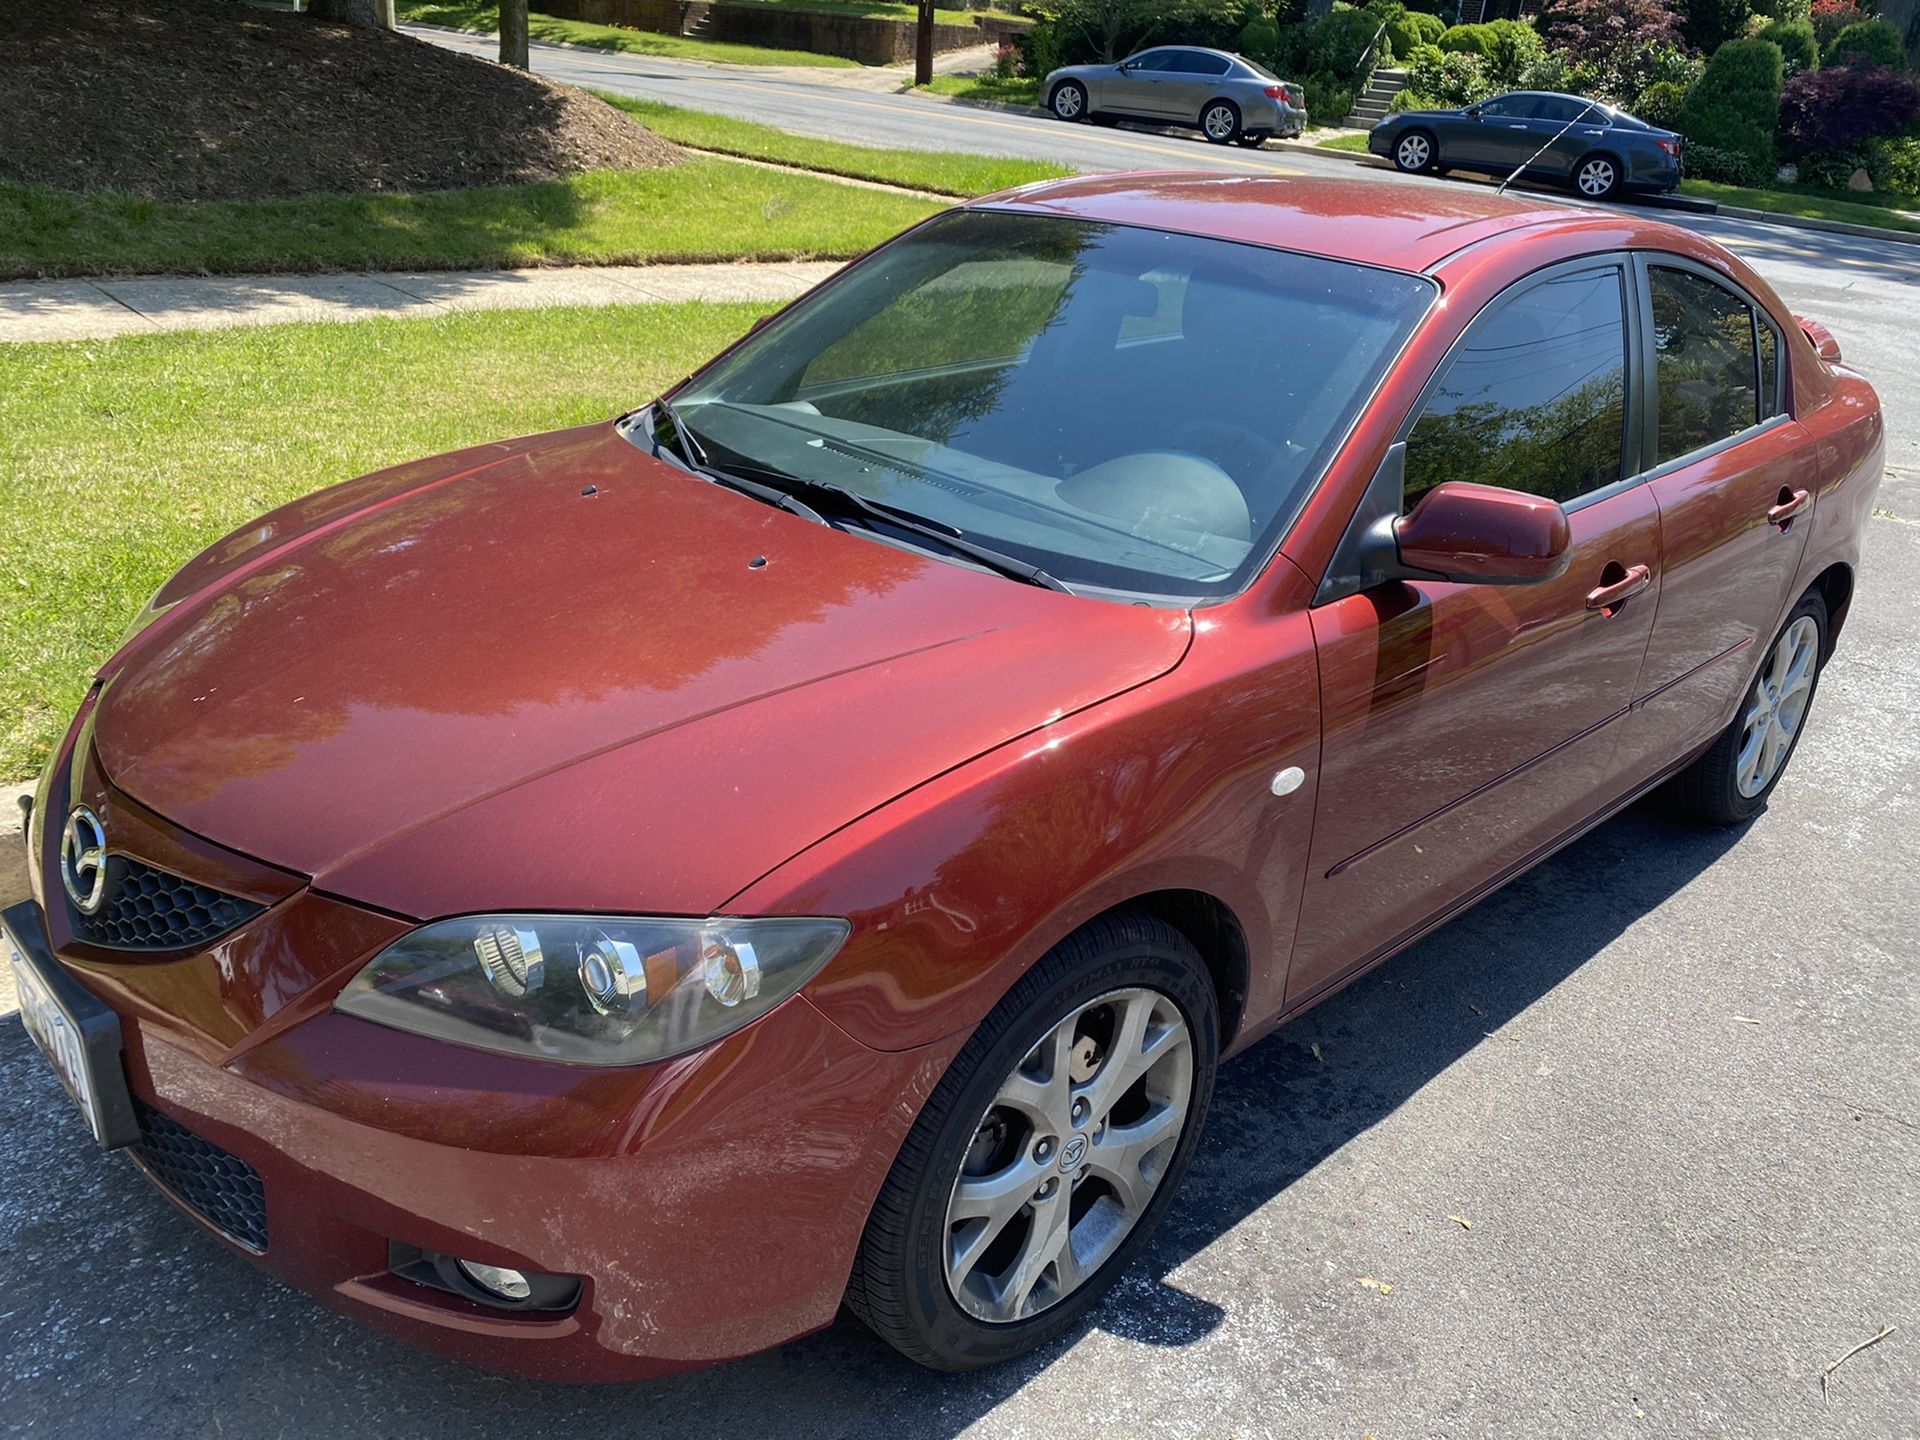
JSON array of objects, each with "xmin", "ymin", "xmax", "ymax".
[{"xmin": 667, "ymin": 210, "xmax": 1435, "ymax": 600}]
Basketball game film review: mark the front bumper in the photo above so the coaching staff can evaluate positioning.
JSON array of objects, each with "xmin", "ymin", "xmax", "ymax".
[{"xmin": 10, "ymin": 874, "xmax": 961, "ymax": 1382}]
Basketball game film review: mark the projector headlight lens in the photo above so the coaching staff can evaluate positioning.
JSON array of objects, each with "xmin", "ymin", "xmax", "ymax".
[{"xmin": 335, "ymin": 915, "xmax": 849, "ymax": 1066}]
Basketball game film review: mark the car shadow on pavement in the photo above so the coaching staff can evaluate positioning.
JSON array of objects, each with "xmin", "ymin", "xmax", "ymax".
[{"xmin": 0, "ymin": 797, "xmax": 1747, "ymax": 1439}]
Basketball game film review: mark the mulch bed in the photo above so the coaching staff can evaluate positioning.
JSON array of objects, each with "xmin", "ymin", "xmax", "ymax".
[{"xmin": 1, "ymin": 0, "xmax": 681, "ymax": 201}]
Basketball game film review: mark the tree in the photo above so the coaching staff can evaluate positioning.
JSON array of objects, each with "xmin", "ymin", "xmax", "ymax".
[
  {"xmin": 501, "ymin": 0, "xmax": 530, "ymax": 66},
  {"xmin": 1683, "ymin": 0, "xmax": 1754, "ymax": 53},
  {"xmin": 916, "ymin": 0, "xmax": 934, "ymax": 86},
  {"xmin": 1024, "ymin": 0, "xmax": 1235, "ymax": 63},
  {"xmin": 308, "ymin": 0, "xmax": 394, "ymax": 27}
]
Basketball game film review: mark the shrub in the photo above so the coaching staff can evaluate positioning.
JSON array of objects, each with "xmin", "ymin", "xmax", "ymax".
[
  {"xmin": 1868, "ymin": 135, "xmax": 1920, "ymax": 195},
  {"xmin": 1684, "ymin": 0, "xmax": 1755, "ymax": 54},
  {"xmin": 1437, "ymin": 21, "xmax": 1496, "ymax": 56},
  {"xmin": 1824, "ymin": 19, "xmax": 1907, "ymax": 69},
  {"xmin": 1385, "ymin": 8, "xmax": 1447, "ymax": 55},
  {"xmin": 1752, "ymin": 0, "xmax": 1811, "ymax": 23},
  {"xmin": 1538, "ymin": 0, "xmax": 1689, "ymax": 104},
  {"xmin": 1518, "ymin": 45, "xmax": 1576, "ymax": 90},
  {"xmin": 1779, "ymin": 62, "xmax": 1920, "ymax": 153},
  {"xmin": 1304, "ymin": 71, "xmax": 1360, "ymax": 123},
  {"xmin": 1677, "ymin": 37, "xmax": 1784, "ymax": 176},
  {"xmin": 1410, "ymin": 41, "xmax": 1494, "ymax": 102},
  {"xmin": 1389, "ymin": 85, "xmax": 1434, "ymax": 109},
  {"xmin": 1757, "ymin": 18, "xmax": 1818, "ymax": 73},
  {"xmin": 1808, "ymin": 0, "xmax": 1867, "ymax": 50},
  {"xmin": 1687, "ymin": 140, "xmax": 1775, "ymax": 182},
  {"xmin": 1239, "ymin": 14, "xmax": 1281, "ymax": 61},
  {"xmin": 1637, "ymin": 78, "xmax": 1690, "ymax": 127},
  {"xmin": 1795, "ymin": 144, "xmax": 1871, "ymax": 185},
  {"xmin": 1482, "ymin": 18, "xmax": 1545, "ymax": 84}
]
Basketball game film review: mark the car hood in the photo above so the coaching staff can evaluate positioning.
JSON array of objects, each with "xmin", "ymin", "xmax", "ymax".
[{"xmin": 92, "ymin": 423, "xmax": 1192, "ymax": 917}]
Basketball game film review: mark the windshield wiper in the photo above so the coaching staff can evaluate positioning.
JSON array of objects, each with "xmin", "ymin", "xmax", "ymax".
[
  {"xmin": 716, "ymin": 463, "xmax": 1075, "ymax": 594},
  {"xmin": 645, "ymin": 400, "xmax": 828, "ymax": 527}
]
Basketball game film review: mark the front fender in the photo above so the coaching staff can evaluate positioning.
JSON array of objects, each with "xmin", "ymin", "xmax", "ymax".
[{"xmin": 735, "ymin": 605, "xmax": 1322, "ymax": 1055}]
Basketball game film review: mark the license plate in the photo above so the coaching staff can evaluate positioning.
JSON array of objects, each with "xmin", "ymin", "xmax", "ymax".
[{"xmin": 4, "ymin": 905, "xmax": 139, "ymax": 1149}]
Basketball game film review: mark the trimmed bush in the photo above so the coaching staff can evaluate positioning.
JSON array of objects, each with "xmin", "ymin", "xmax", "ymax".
[
  {"xmin": 1779, "ymin": 63, "xmax": 1920, "ymax": 154},
  {"xmin": 1304, "ymin": 71, "xmax": 1359, "ymax": 124},
  {"xmin": 1677, "ymin": 38, "xmax": 1784, "ymax": 177},
  {"xmin": 1240, "ymin": 14, "xmax": 1281, "ymax": 59},
  {"xmin": 1757, "ymin": 18, "xmax": 1818, "ymax": 73},
  {"xmin": 1869, "ymin": 135, "xmax": 1920, "ymax": 196},
  {"xmin": 1386, "ymin": 8, "xmax": 1447, "ymax": 55},
  {"xmin": 1686, "ymin": 140, "xmax": 1774, "ymax": 183},
  {"xmin": 1683, "ymin": 0, "xmax": 1754, "ymax": 54},
  {"xmin": 1796, "ymin": 145, "xmax": 1871, "ymax": 186},
  {"xmin": 1389, "ymin": 85, "xmax": 1433, "ymax": 110},
  {"xmin": 1636, "ymin": 78, "xmax": 1689, "ymax": 128},
  {"xmin": 1823, "ymin": 19, "xmax": 1906, "ymax": 69}
]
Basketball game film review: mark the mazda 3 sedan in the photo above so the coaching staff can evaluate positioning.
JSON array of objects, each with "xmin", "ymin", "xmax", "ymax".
[
  {"xmin": 1369, "ymin": 91, "xmax": 1684, "ymax": 199},
  {"xmin": 7, "ymin": 175, "xmax": 1882, "ymax": 1381}
]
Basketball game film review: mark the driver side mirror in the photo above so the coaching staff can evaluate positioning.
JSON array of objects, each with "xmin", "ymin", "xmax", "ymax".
[
  {"xmin": 1464, "ymin": 103, "xmax": 1483, "ymax": 118},
  {"xmin": 1116, "ymin": 59, "xmax": 1133, "ymax": 72},
  {"xmin": 1394, "ymin": 481, "xmax": 1571, "ymax": 585}
]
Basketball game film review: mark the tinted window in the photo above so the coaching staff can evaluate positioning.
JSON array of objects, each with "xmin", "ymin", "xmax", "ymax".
[
  {"xmin": 1650, "ymin": 266, "xmax": 1759, "ymax": 462},
  {"xmin": 1532, "ymin": 95, "xmax": 1599, "ymax": 123},
  {"xmin": 1123, "ymin": 50, "xmax": 1175, "ymax": 71},
  {"xmin": 1168, "ymin": 50, "xmax": 1231, "ymax": 75},
  {"xmin": 1403, "ymin": 267, "xmax": 1628, "ymax": 508},
  {"xmin": 1478, "ymin": 96, "xmax": 1532, "ymax": 118},
  {"xmin": 675, "ymin": 211, "xmax": 1435, "ymax": 598}
]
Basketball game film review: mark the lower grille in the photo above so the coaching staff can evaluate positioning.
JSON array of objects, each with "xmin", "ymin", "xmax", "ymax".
[{"xmin": 131, "ymin": 1099, "xmax": 268, "ymax": 1252}]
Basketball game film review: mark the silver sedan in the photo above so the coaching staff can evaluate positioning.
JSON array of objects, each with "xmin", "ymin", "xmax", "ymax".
[{"xmin": 1043, "ymin": 46, "xmax": 1308, "ymax": 147}]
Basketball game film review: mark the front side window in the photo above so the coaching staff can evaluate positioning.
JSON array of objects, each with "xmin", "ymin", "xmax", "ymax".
[
  {"xmin": 668, "ymin": 211, "xmax": 1435, "ymax": 599},
  {"xmin": 1403, "ymin": 267, "xmax": 1629, "ymax": 509},
  {"xmin": 1650, "ymin": 266, "xmax": 1760, "ymax": 463},
  {"xmin": 1123, "ymin": 50, "xmax": 1175, "ymax": 71},
  {"xmin": 1478, "ymin": 96, "xmax": 1532, "ymax": 118}
]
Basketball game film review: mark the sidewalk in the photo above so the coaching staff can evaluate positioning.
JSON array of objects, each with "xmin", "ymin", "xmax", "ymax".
[{"xmin": 0, "ymin": 259, "xmax": 845, "ymax": 344}]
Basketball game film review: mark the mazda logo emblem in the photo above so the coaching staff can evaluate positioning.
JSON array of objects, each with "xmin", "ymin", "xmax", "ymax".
[
  {"xmin": 1059, "ymin": 1134, "xmax": 1088, "ymax": 1172},
  {"xmin": 61, "ymin": 806, "xmax": 108, "ymax": 915}
]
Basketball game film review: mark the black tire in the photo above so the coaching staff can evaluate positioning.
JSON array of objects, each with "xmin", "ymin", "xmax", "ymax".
[
  {"xmin": 1200, "ymin": 98, "xmax": 1242, "ymax": 145},
  {"xmin": 845, "ymin": 910, "xmax": 1220, "ymax": 1371},
  {"xmin": 1391, "ymin": 127, "xmax": 1437, "ymax": 173},
  {"xmin": 1672, "ymin": 591, "xmax": 1829, "ymax": 825},
  {"xmin": 1573, "ymin": 151, "xmax": 1621, "ymax": 200},
  {"xmin": 1049, "ymin": 80, "xmax": 1089, "ymax": 123},
  {"xmin": 1235, "ymin": 131, "xmax": 1267, "ymax": 149}
]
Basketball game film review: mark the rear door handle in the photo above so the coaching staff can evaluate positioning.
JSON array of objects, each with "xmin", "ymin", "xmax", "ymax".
[
  {"xmin": 1586, "ymin": 563, "xmax": 1651, "ymax": 612},
  {"xmin": 1767, "ymin": 488, "xmax": 1810, "ymax": 527}
]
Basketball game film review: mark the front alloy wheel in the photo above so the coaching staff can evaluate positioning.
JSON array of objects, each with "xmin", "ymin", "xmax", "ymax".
[
  {"xmin": 1393, "ymin": 131, "xmax": 1434, "ymax": 173},
  {"xmin": 944, "ymin": 988, "xmax": 1193, "ymax": 1322},
  {"xmin": 1051, "ymin": 81, "xmax": 1087, "ymax": 122},
  {"xmin": 845, "ymin": 911, "xmax": 1218, "ymax": 1370}
]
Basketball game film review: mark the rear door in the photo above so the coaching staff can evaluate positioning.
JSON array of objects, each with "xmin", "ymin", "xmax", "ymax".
[
  {"xmin": 1610, "ymin": 258, "xmax": 1817, "ymax": 788},
  {"xmin": 1162, "ymin": 49, "xmax": 1233, "ymax": 123},
  {"xmin": 1289, "ymin": 259, "xmax": 1661, "ymax": 1008},
  {"xmin": 1521, "ymin": 94, "xmax": 1613, "ymax": 179}
]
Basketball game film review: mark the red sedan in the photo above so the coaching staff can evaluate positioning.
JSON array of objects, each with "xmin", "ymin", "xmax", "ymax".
[{"xmin": 6, "ymin": 175, "xmax": 1882, "ymax": 1380}]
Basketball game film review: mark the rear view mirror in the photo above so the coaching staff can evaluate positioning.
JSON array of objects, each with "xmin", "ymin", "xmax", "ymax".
[{"xmin": 1394, "ymin": 481, "xmax": 1571, "ymax": 585}]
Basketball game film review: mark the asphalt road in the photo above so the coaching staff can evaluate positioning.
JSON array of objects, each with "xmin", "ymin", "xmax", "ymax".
[{"xmin": 3, "ymin": 39, "xmax": 1917, "ymax": 1438}]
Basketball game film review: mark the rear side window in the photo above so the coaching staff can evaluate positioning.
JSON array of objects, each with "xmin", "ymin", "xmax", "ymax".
[
  {"xmin": 1649, "ymin": 266, "xmax": 1760, "ymax": 462},
  {"xmin": 1168, "ymin": 51, "xmax": 1231, "ymax": 75},
  {"xmin": 1533, "ymin": 95, "xmax": 1597, "ymax": 123},
  {"xmin": 1403, "ymin": 267, "xmax": 1629, "ymax": 509}
]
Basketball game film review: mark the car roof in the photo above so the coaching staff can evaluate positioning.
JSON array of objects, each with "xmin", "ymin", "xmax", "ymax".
[{"xmin": 977, "ymin": 172, "xmax": 1599, "ymax": 274}]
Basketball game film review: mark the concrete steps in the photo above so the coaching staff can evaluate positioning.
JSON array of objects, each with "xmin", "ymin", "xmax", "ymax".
[
  {"xmin": 1342, "ymin": 66, "xmax": 1409, "ymax": 130},
  {"xmin": 680, "ymin": 2, "xmax": 713, "ymax": 37}
]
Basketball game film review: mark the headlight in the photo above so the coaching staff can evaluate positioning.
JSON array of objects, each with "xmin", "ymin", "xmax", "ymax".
[{"xmin": 334, "ymin": 915, "xmax": 850, "ymax": 1066}]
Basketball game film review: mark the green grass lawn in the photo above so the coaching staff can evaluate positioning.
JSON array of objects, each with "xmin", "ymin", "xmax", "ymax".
[
  {"xmin": 1679, "ymin": 180, "xmax": 1920, "ymax": 236},
  {"xmin": 597, "ymin": 95, "xmax": 1069, "ymax": 195},
  {"xmin": 919, "ymin": 74, "xmax": 1042, "ymax": 107},
  {"xmin": 0, "ymin": 158, "xmax": 941, "ymax": 280},
  {"xmin": 0, "ymin": 302, "xmax": 776, "ymax": 780},
  {"xmin": 396, "ymin": 0, "xmax": 858, "ymax": 66},
  {"xmin": 1315, "ymin": 133, "xmax": 1370, "ymax": 153}
]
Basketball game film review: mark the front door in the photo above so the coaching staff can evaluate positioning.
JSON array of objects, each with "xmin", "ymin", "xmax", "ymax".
[
  {"xmin": 1450, "ymin": 94, "xmax": 1538, "ymax": 169},
  {"xmin": 1103, "ymin": 49, "xmax": 1178, "ymax": 117},
  {"xmin": 1289, "ymin": 260, "xmax": 1660, "ymax": 1009},
  {"xmin": 1612, "ymin": 259, "xmax": 1817, "ymax": 788}
]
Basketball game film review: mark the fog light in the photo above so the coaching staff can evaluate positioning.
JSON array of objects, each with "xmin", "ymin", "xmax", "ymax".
[{"xmin": 457, "ymin": 1260, "xmax": 533, "ymax": 1301}]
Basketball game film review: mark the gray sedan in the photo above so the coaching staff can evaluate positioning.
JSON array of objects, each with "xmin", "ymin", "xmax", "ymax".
[
  {"xmin": 1367, "ymin": 91, "xmax": 1683, "ymax": 199},
  {"xmin": 1044, "ymin": 46, "xmax": 1307, "ymax": 147}
]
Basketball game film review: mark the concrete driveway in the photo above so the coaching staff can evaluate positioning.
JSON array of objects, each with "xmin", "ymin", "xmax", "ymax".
[{"xmin": 3, "ymin": 471, "xmax": 1914, "ymax": 1434}]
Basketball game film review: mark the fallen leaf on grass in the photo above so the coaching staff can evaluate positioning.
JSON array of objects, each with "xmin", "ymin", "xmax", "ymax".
[
  {"xmin": 1446, "ymin": 1214, "xmax": 1473, "ymax": 1230},
  {"xmin": 1732, "ymin": 1015, "xmax": 1763, "ymax": 1026}
]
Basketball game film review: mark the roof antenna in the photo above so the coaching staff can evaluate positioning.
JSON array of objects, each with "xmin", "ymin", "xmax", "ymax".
[{"xmin": 1499, "ymin": 98, "xmax": 1605, "ymax": 196}]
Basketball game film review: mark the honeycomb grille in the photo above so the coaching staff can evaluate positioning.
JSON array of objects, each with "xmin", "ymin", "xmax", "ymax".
[
  {"xmin": 70, "ymin": 857, "xmax": 262, "ymax": 951},
  {"xmin": 131, "ymin": 1099, "xmax": 268, "ymax": 1252}
]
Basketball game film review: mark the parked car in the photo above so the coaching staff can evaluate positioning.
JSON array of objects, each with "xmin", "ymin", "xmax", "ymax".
[
  {"xmin": 1044, "ymin": 45, "xmax": 1307, "ymax": 146},
  {"xmin": 1368, "ymin": 90, "xmax": 1684, "ymax": 199},
  {"xmin": 8, "ymin": 173, "xmax": 1881, "ymax": 1382}
]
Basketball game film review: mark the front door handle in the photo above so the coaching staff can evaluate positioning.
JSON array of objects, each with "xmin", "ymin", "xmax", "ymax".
[
  {"xmin": 1586, "ymin": 563, "xmax": 1651, "ymax": 613},
  {"xmin": 1767, "ymin": 487, "xmax": 1811, "ymax": 527}
]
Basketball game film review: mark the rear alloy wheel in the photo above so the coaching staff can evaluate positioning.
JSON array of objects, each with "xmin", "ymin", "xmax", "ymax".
[
  {"xmin": 1050, "ymin": 80, "xmax": 1088, "ymax": 122},
  {"xmin": 1201, "ymin": 100, "xmax": 1242, "ymax": 145},
  {"xmin": 845, "ymin": 911, "xmax": 1219, "ymax": 1370},
  {"xmin": 1393, "ymin": 130, "xmax": 1435, "ymax": 173},
  {"xmin": 1673, "ymin": 593, "xmax": 1828, "ymax": 824},
  {"xmin": 1575, "ymin": 154, "xmax": 1620, "ymax": 199}
]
